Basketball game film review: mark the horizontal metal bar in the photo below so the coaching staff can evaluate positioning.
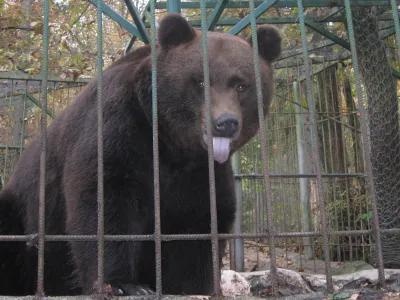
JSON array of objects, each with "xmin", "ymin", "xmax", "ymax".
[
  {"xmin": 143, "ymin": 12, "xmax": 400, "ymax": 27},
  {"xmin": 319, "ymin": 7, "xmax": 344, "ymax": 20},
  {"xmin": 279, "ymin": 40, "xmax": 336, "ymax": 61},
  {"xmin": 0, "ymin": 72, "xmax": 90, "ymax": 83},
  {"xmin": 274, "ymin": 53, "xmax": 350, "ymax": 68},
  {"xmin": 1, "ymin": 228, "xmax": 400, "ymax": 242},
  {"xmin": 155, "ymin": 0, "xmax": 399, "ymax": 9},
  {"xmin": 0, "ymin": 145, "xmax": 23, "ymax": 150},
  {"xmin": 234, "ymin": 173, "xmax": 366, "ymax": 178},
  {"xmin": 87, "ymin": 0, "xmax": 143, "ymax": 41},
  {"xmin": 304, "ymin": 19, "xmax": 350, "ymax": 49}
]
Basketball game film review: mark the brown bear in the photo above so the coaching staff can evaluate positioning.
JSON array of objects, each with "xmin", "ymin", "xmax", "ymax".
[{"xmin": 0, "ymin": 13, "xmax": 281, "ymax": 296}]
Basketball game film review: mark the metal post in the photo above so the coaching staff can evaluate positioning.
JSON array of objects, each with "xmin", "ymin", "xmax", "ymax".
[
  {"xmin": 229, "ymin": 239, "xmax": 236, "ymax": 270},
  {"xmin": 232, "ymin": 152, "xmax": 244, "ymax": 272},
  {"xmin": 293, "ymin": 81, "xmax": 313, "ymax": 260},
  {"xmin": 167, "ymin": 0, "xmax": 181, "ymax": 13}
]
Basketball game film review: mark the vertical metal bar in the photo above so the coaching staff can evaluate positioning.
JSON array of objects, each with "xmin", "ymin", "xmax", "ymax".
[
  {"xmin": 343, "ymin": 0, "xmax": 385, "ymax": 287},
  {"xmin": 20, "ymin": 87, "xmax": 27, "ymax": 157},
  {"xmin": 167, "ymin": 0, "xmax": 181, "ymax": 13},
  {"xmin": 293, "ymin": 81, "xmax": 313, "ymax": 260},
  {"xmin": 229, "ymin": 239, "xmax": 235, "ymax": 270},
  {"xmin": 232, "ymin": 152, "xmax": 244, "ymax": 272},
  {"xmin": 296, "ymin": 0, "xmax": 333, "ymax": 291},
  {"xmin": 3, "ymin": 80, "xmax": 13, "ymax": 184},
  {"xmin": 37, "ymin": 0, "xmax": 50, "ymax": 296},
  {"xmin": 199, "ymin": 2, "xmax": 220, "ymax": 294},
  {"xmin": 96, "ymin": 0, "xmax": 105, "ymax": 296},
  {"xmin": 149, "ymin": 0, "xmax": 162, "ymax": 296},
  {"xmin": 248, "ymin": 0, "xmax": 278, "ymax": 289},
  {"xmin": 390, "ymin": 0, "xmax": 400, "ymax": 61}
]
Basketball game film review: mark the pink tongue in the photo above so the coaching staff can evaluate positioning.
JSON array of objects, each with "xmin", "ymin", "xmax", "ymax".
[{"xmin": 212, "ymin": 137, "xmax": 231, "ymax": 164}]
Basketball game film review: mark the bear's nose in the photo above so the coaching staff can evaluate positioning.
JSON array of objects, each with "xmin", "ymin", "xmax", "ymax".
[{"xmin": 215, "ymin": 114, "xmax": 239, "ymax": 138}]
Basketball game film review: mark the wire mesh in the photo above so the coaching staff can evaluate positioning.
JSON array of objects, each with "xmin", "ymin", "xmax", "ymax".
[{"xmin": 350, "ymin": 7, "xmax": 400, "ymax": 271}]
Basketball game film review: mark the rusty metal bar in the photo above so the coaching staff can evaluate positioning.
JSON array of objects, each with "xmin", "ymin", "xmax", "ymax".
[
  {"xmin": 296, "ymin": 0, "xmax": 333, "ymax": 291},
  {"xmin": 200, "ymin": 0, "xmax": 221, "ymax": 294},
  {"xmin": 149, "ymin": 0, "xmax": 162, "ymax": 296},
  {"xmin": 36, "ymin": 0, "xmax": 50, "ymax": 297},
  {"xmin": 1, "ymin": 228, "xmax": 400, "ymax": 242},
  {"xmin": 96, "ymin": 0, "xmax": 105, "ymax": 296},
  {"xmin": 248, "ymin": 0, "xmax": 278, "ymax": 290}
]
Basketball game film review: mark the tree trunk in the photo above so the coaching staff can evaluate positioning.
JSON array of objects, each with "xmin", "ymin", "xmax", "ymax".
[
  {"xmin": 344, "ymin": 76, "xmax": 364, "ymax": 174},
  {"xmin": 351, "ymin": 8, "xmax": 400, "ymax": 268},
  {"xmin": 315, "ymin": 64, "xmax": 345, "ymax": 174}
]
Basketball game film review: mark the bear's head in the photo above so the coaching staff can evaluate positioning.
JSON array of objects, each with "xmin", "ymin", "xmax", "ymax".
[{"xmin": 135, "ymin": 13, "xmax": 281, "ymax": 164}]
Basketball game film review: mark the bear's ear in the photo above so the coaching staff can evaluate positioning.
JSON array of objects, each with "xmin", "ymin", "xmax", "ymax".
[
  {"xmin": 246, "ymin": 25, "xmax": 282, "ymax": 62},
  {"xmin": 158, "ymin": 13, "xmax": 197, "ymax": 51}
]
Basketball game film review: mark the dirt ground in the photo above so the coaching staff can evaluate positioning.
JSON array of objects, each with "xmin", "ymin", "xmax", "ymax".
[{"xmin": 221, "ymin": 241, "xmax": 345, "ymax": 274}]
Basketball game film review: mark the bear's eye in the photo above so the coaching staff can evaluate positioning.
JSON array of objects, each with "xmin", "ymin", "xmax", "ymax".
[
  {"xmin": 199, "ymin": 81, "xmax": 204, "ymax": 88},
  {"xmin": 236, "ymin": 84, "xmax": 247, "ymax": 93}
]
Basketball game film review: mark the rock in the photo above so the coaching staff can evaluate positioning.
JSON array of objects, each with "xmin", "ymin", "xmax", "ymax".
[
  {"xmin": 332, "ymin": 261, "xmax": 374, "ymax": 276},
  {"xmin": 239, "ymin": 268, "xmax": 400, "ymax": 297},
  {"xmin": 220, "ymin": 270, "xmax": 251, "ymax": 297},
  {"xmin": 242, "ymin": 269, "xmax": 314, "ymax": 297}
]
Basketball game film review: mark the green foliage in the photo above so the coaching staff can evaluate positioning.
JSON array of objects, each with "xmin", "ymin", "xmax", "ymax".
[
  {"xmin": 0, "ymin": 0, "xmax": 133, "ymax": 78},
  {"xmin": 356, "ymin": 210, "xmax": 372, "ymax": 223}
]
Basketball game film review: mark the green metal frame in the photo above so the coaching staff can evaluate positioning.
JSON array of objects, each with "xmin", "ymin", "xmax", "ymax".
[
  {"xmin": 138, "ymin": 13, "xmax": 397, "ymax": 27},
  {"xmin": 0, "ymin": 72, "xmax": 91, "ymax": 83},
  {"xmin": 85, "ymin": 0, "xmax": 400, "ymax": 78},
  {"xmin": 25, "ymin": 93, "xmax": 54, "ymax": 118},
  {"xmin": 124, "ymin": 0, "xmax": 150, "ymax": 44},
  {"xmin": 167, "ymin": 0, "xmax": 182, "ymax": 13},
  {"xmin": 304, "ymin": 19, "xmax": 350, "ymax": 49},
  {"xmin": 95, "ymin": 0, "xmax": 400, "ymax": 51},
  {"xmin": 100, "ymin": 0, "xmax": 400, "ymax": 78},
  {"xmin": 88, "ymin": 0, "xmax": 146, "ymax": 42},
  {"xmin": 6, "ymin": 0, "xmax": 399, "ymax": 120},
  {"xmin": 155, "ymin": 0, "xmax": 397, "ymax": 8}
]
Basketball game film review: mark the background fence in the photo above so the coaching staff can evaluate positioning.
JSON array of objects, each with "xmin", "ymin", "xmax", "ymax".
[{"xmin": 1, "ymin": 0, "xmax": 400, "ymax": 297}]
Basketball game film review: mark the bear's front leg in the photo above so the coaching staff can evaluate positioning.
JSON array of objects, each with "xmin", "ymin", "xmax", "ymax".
[{"xmin": 66, "ymin": 189, "xmax": 155, "ymax": 296}]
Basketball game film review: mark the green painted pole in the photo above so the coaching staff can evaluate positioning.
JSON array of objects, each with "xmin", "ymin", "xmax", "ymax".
[{"xmin": 167, "ymin": 0, "xmax": 181, "ymax": 13}]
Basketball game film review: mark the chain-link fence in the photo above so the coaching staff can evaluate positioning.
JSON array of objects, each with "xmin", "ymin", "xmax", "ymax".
[{"xmin": 351, "ymin": 7, "xmax": 400, "ymax": 269}]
